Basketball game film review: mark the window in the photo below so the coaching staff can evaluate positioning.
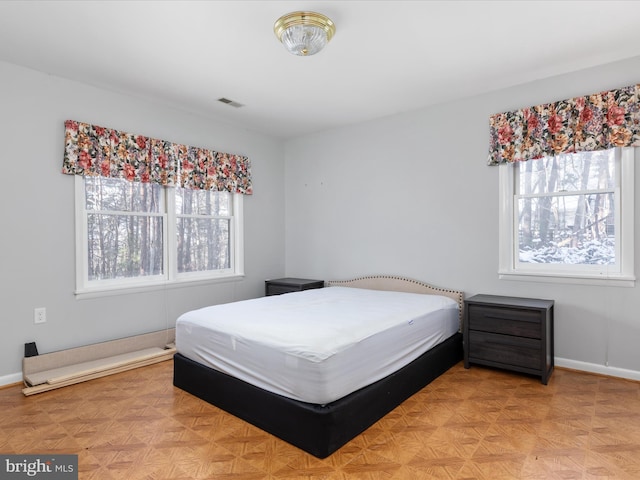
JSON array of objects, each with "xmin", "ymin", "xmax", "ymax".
[
  {"xmin": 174, "ymin": 187, "xmax": 234, "ymax": 275},
  {"xmin": 75, "ymin": 176, "xmax": 243, "ymax": 295},
  {"xmin": 499, "ymin": 147, "xmax": 635, "ymax": 286}
]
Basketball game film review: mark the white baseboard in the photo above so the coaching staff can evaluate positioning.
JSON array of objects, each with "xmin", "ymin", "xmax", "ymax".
[
  {"xmin": 0, "ymin": 372, "xmax": 23, "ymax": 387},
  {"xmin": 556, "ymin": 357, "xmax": 640, "ymax": 382}
]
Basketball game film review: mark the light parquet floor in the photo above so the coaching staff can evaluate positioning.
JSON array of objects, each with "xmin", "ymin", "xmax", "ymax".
[{"xmin": 1, "ymin": 361, "xmax": 639, "ymax": 479}]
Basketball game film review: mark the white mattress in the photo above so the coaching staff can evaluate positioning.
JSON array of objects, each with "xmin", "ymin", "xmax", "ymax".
[{"xmin": 176, "ymin": 286, "xmax": 459, "ymax": 405}]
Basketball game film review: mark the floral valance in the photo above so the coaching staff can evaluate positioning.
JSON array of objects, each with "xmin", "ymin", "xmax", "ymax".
[
  {"xmin": 488, "ymin": 83, "xmax": 640, "ymax": 165},
  {"xmin": 62, "ymin": 120, "xmax": 253, "ymax": 194}
]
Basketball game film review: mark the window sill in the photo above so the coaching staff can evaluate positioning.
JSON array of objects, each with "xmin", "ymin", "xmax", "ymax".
[
  {"xmin": 74, "ymin": 274, "xmax": 245, "ymax": 300},
  {"xmin": 498, "ymin": 270, "xmax": 635, "ymax": 287}
]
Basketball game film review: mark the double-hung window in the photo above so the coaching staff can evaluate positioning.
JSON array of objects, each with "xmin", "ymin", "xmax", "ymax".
[
  {"xmin": 499, "ymin": 147, "xmax": 634, "ymax": 286},
  {"xmin": 173, "ymin": 186, "xmax": 237, "ymax": 276},
  {"xmin": 75, "ymin": 175, "xmax": 243, "ymax": 296},
  {"xmin": 63, "ymin": 120, "xmax": 250, "ymax": 297}
]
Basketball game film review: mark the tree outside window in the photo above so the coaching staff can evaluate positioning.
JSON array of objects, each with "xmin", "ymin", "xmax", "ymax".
[{"xmin": 499, "ymin": 147, "xmax": 634, "ymax": 286}]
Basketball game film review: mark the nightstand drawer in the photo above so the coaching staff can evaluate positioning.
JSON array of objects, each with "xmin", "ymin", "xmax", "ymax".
[
  {"xmin": 468, "ymin": 304, "xmax": 541, "ymax": 339},
  {"xmin": 468, "ymin": 331, "xmax": 541, "ymax": 370}
]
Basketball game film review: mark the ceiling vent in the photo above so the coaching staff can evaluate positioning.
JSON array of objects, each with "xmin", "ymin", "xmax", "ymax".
[{"xmin": 217, "ymin": 97, "xmax": 244, "ymax": 108}]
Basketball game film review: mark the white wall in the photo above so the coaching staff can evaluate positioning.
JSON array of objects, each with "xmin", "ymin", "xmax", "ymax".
[
  {"xmin": 0, "ymin": 61, "xmax": 285, "ymax": 383},
  {"xmin": 4, "ymin": 54, "xmax": 638, "ymax": 385},
  {"xmin": 284, "ymin": 55, "xmax": 640, "ymax": 380}
]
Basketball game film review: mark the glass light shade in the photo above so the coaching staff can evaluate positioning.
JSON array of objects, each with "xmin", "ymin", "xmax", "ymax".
[
  {"xmin": 280, "ymin": 24, "xmax": 327, "ymax": 56},
  {"xmin": 274, "ymin": 12, "xmax": 335, "ymax": 56}
]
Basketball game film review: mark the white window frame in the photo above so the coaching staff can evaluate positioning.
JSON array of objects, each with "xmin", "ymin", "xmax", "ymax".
[
  {"xmin": 74, "ymin": 176, "xmax": 244, "ymax": 298},
  {"xmin": 498, "ymin": 147, "xmax": 635, "ymax": 287}
]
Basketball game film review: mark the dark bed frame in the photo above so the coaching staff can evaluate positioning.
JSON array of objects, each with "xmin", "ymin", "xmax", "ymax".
[
  {"xmin": 172, "ymin": 275, "xmax": 465, "ymax": 458},
  {"xmin": 173, "ymin": 332, "xmax": 462, "ymax": 458}
]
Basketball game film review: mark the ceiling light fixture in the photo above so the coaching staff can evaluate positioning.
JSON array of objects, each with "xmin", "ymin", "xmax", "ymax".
[{"xmin": 274, "ymin": 11, "xmax": 336, "ymax": 56}]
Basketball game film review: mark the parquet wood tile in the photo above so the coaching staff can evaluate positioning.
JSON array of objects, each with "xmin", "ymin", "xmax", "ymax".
[{"xmin": 2, "ymin": 360, "xmax": 640, "ymax": 479}]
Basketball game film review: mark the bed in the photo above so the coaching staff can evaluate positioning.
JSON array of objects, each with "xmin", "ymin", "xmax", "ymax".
[{"xmin": 173, "ymin": 275, "xmax": 464, "ymax": 458}]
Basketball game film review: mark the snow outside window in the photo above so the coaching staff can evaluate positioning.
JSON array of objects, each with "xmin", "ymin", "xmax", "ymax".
[
  {"xmin": 498, "ymin": 147, "xmax": 635, "ymax": 286},
  {"xmin": 74, "ymin": 176, "xmax": 244, "ymax": 297}
]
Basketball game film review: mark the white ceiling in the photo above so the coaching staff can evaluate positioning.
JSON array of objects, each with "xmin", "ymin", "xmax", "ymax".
[{"xmin": 1, "ymin": 1, "xmax": 640, "ymax": 139}]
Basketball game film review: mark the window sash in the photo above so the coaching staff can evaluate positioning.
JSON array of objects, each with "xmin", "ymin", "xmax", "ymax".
[
  {"xmin": 498, "ymin": 148, "xmax": 635, "ymax": 286},
  {"xmin": 175, "ymin": 217, "xmax": 232, "ymax": 274},
  {"xmin": 86, "ymin": 212, "xmax": 166, "ymax": 281},
  {"xmin": 514, "ymin": 192, "xmax": 618, "ymax": 268},
  {"xmin": 75, "ymin": 176, "xmax": 243, "ymax": 296}
]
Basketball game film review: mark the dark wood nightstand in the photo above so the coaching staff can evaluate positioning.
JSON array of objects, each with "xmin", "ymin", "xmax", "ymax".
[
  {"xmin": 464, "ymin": 294, "xmax": 554, "ymax": 384},
  {"xmin": 265, "ymin": 278, "xmax": 324, "ymax": 296}
]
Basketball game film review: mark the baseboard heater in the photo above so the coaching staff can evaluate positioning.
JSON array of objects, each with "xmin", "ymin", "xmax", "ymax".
[{"xmin": 22, "ymin": 328, "xmax": 176, "ymax": 396}]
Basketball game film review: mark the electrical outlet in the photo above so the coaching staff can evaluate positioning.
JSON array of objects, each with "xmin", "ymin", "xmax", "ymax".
[{"xmin": 34, "ymin": 307, "xmax": 46, "ymax": 324}]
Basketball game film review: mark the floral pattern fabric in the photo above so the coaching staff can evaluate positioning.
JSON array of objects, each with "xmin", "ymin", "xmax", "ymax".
[
  {"xmin": 488, "ymin": 83, "xmax": 640, "ymax": 165},
  {"xmin": 62, "ymin": 120, "xmax": 252, "ymax": 194}
]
